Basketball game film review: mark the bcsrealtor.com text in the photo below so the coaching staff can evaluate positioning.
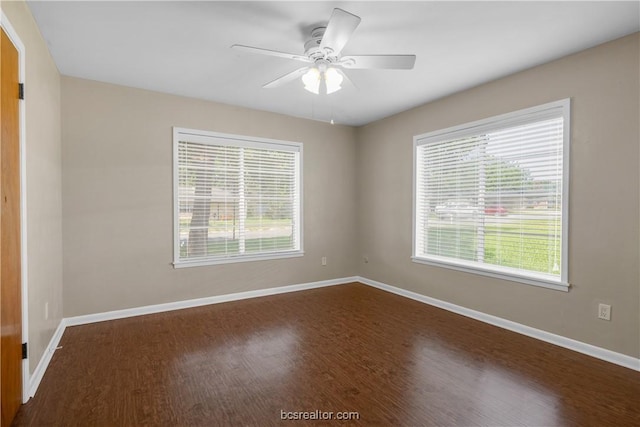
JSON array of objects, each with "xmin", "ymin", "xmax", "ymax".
[{"xmin": 280, "ymin": 410, "xmax": 360, "ymax": 421}]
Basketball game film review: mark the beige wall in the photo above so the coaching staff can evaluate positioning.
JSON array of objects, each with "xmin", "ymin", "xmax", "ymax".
[
  {"xmin": 356, "ymin": 33, "xmax": 640, "ymax": 358},
  {"xmin": 1, "ymin": 1, "xmax": 63, "ymax": 373},
  {"xmin": 61, "ymin": 77, "xmax": 358, "ymax": 317}
]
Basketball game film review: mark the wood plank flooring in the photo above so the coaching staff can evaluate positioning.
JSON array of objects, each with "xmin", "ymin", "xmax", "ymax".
[{"xmin": 13, "ymin": 283, "xmax": 640, "ymax": 426}]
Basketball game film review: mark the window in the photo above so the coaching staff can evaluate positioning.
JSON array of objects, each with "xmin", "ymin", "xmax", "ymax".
[
  {"xmin": 413, "ymin": 99, "xmax": 570, "ymax": 290},
  {"xmin": 173, "ymin": 128, "xmax": 303, "ymax": 267}
]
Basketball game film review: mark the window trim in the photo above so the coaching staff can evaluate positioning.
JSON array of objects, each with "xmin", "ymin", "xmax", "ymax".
[
  {"xmin": 172, "ymin": 127, "xmax": 304, "ymax": 268},
  {"xmin": 412, "ymin": 99, "xmax": 570, "ymax": 291}
]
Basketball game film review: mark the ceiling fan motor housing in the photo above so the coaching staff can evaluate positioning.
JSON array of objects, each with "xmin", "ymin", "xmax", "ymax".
[{"xmin": 304, "ymin": 27, "xmax": 338, "ymax": 62}]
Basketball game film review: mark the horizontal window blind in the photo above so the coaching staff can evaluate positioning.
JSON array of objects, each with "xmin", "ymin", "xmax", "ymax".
[
  {"xmin": 414, "ymin": 100, "xmax": 569, "ymax": 288},
  {"xmin": 174, "ymin": 129, "xmax": 302, "ymax": 266}
]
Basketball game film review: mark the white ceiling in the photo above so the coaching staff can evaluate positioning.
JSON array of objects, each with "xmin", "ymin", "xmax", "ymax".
[{"xmin": 28, "ymin": 1, "xmax": 639, "ymax": 126}]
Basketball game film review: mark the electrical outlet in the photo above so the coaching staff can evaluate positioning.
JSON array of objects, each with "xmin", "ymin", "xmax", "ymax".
[
  {"xmin": 598, "ymin": 303, "xmax": 611, "ymax": 321},
  {"xmin": 363, "ymin": 256, "xmax": 369, "ymax": 264},
  {"xmin": 321, "ymin": 256, "xmax": 327, "ymax": 266}
]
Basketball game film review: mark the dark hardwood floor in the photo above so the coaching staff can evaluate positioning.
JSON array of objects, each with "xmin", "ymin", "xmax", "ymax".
[{"xmin": 13, "ymin": 283, "xmax": 640, "ymax": 426}]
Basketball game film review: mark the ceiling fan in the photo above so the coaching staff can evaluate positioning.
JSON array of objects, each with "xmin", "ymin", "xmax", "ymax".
[{"xmin": 231, "ymin": 8, "xmax": 416, "ymax": 95}]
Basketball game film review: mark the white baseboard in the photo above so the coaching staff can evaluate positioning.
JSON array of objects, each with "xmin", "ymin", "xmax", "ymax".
[
  {"xmin": 28, "ymin": 319, "xmax": 66, "ymax": 398},
  {"xmin": 357, "ymin": 276, "xmax": 640, "ymax": 372},
  {"xmin": 65, "ymin": 276, "xmax": 357, "ymax": 327}
]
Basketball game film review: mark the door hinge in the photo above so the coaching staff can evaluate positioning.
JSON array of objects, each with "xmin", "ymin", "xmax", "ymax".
[
  {"xmin": 19, "ymin": 83, "xmax": 24, "ymax": 100},
  {"xmin": 22, "ymin": 343, "xmax": 27, "ymax": 359}
]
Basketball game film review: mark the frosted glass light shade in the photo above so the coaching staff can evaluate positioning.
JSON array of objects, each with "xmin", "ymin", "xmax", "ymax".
[
  {"xmin": 324, "ymin": 68, "xmax": 343, "ymax": 94},
  {"xmin": 302, "ymin": 68, "xmax": 321, "ymax": 94}
]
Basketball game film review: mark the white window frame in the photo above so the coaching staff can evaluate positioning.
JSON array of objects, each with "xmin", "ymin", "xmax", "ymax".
[
  {"xmin": 173, "ymin": 127, "xmax": 304, "ymax": 268},
  {"xmin": 412, "ymin": 99, "xmax": 570, "ymax": 291}
]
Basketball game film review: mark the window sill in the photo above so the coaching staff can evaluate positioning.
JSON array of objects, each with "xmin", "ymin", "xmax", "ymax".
[
  {"xmin": 174, "ymin": 250, "xmax": 304, "ymax": 268},
  {"xmin": 411, "ymin": 256, "xmax": 569, "ymax": 292}
]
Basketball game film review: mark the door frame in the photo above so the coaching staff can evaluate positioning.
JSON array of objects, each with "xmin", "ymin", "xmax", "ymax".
[{"xmin": 0, "ymin": 11, "xmax": 29, "ymax": 404}]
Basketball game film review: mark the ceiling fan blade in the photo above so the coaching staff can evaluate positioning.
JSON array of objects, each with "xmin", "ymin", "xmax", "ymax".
[
  {"xmin": 319, "ymin": 8, "xmax": 361, "ymax": 56},
  {"xmin": 231, "ymin": 44, "xmax": 311, "ymax": 63},
  {"xmin": 340, "ymin": 55, "xmax": 416, "ymax": 70},
  {"xmin": 263, "ymin": 67, "xmax": 310, "ymax": 89},
  {"xmin": 336, "ymin": 68, "xmax": 357, "ymax": 90}
]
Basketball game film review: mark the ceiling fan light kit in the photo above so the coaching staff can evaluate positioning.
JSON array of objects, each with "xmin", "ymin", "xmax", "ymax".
[
  {"xmin": 232, "ymin": 8, "xmax": 416, "ymax": 95},
  {"xmin": 301, "ymin": 61, "xmax": 344, "ymax": 95}
]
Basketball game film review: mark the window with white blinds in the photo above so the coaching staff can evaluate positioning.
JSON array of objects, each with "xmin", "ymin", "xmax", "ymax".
[
  {"xmin": 413, "ymin": 100, "xmax": 570, "ymax": 290},
  {"xmin": 173, "ymin": 128, "xmax": 303, "ymax": 267}
]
